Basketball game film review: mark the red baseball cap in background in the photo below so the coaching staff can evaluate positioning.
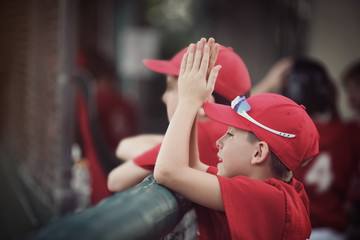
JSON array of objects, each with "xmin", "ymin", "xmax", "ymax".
[
  {"xmin": 203, "ymin": 93, "xmax": 319, "ymax": 170},
  {"xmin": 143, "ymin": 45, "xmax": 251, "ymax": 101}
]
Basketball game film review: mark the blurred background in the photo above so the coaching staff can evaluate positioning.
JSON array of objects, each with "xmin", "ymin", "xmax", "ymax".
[{"xmin": 0, "ymin": 0, "xmax": 359, "ymax": 239}]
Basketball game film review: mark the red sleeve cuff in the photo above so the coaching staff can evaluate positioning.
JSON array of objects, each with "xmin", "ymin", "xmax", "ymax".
[
  {"xmin": 133, "ymin": 143, "xmax": 162, "ymax": 171},
  {"xmin": 206, "ymin": 166, "xmax": 218, "ymax": 175}
]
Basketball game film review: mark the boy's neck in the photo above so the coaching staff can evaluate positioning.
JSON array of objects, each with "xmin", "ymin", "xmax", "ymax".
[
  {"xmin": 250, "ymin": 166, "xmax": 293, "ymax": 183},
  {"xmin": 249, "ymin": 166, "xmax": 273, "ymax": 182}
]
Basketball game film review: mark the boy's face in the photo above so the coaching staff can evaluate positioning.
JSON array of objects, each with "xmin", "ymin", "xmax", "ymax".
[
  {"xmin": 162, "ymin": 75, "xmax": 179, "ymax": 121},
  {"xmin": 216, "ymin": 127, "xmax": 256, "ymax": 178}
]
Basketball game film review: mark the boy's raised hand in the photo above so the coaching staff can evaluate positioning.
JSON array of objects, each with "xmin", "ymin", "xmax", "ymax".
[{"xmin": 178, "ymin": 38, "xmax": 221, "ymax": 108}]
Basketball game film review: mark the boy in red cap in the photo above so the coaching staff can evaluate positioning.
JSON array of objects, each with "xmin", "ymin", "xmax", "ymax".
[
  {"xmin": 254, "ymin": 57, "xmax": 360, "ymax": 239},
  {"xmin": 154, "ymin": 39, "xmax": 319, "ymax": 239},
  {"xmin": 107, "ymin": 38, "xmax": 251, "ymax": 192}
]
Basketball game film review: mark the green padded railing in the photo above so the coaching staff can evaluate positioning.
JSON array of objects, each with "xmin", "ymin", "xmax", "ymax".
[{"xmin": 31, "ymin": 175, "xmax": 194, "ymax": 240}]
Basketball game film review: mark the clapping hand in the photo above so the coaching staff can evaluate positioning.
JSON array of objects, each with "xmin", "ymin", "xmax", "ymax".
[{"xmin": 177, "ymin": 38, "xmax": 221, "ymax": 108}]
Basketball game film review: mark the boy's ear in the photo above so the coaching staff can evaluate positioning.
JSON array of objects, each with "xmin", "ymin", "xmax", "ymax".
[{"xmin": 251, "ymin": 141, "xmax": 270, "ymax": 165}]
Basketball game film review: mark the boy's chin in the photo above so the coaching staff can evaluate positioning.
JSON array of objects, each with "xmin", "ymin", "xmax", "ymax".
[{"xmin": 216, "ymin": 163, "xmax": 224, "ymax": 176}]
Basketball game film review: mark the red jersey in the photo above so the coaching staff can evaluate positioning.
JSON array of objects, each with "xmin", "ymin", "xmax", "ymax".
[
  {"xmin": 293, "ymin": 119, "xmax": 360, "ymax": 232},
  {"xmin": 197, "ymin": 166, "xmax": 311, "ymax": 240},
  {"xmin": 218, "ymin": 176, "xmax": 311, "ymax": 240}
]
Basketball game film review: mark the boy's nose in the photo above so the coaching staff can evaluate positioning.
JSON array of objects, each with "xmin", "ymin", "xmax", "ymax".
[{"xmin": 216, "ymin": 137, "xmax": 223, "ymax": 149}]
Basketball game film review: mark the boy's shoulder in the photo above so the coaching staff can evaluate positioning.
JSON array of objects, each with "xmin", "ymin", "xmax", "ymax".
[
  {"xmin": 217, "ymin": 175, "xmax": 288, "ymax": 208},
  {"xmin": 217, "ymin": 175, "xmax": 311, "ymax": 239},
  {"xmin": 219, "ymin": 175, "xmax": 310, "ymax": 216}
]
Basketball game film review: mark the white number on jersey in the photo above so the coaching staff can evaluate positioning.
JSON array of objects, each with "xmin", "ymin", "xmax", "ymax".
[{"xmin": 304, "ymin": 152, "xmax": 333, "ymax": 193}]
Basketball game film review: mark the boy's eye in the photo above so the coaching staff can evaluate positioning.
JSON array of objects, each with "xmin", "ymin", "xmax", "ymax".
[{"xmin": 226, "ymin": 132, "xmax": 233, "ymax": 137}]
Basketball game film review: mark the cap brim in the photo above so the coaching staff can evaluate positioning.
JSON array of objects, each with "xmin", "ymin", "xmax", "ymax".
[
  {"xmin": 143, "ymin": 59, "xmax": 180, "ymax": 76},
  {"xmin": 203, "ymin": 102, "xmax": 252, "ymax": 132}
]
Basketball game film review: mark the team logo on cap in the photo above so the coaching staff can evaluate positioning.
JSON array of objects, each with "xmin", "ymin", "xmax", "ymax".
[{"xmin": 231, "ymin": 96, "xmax": 296, "ymax": 138}]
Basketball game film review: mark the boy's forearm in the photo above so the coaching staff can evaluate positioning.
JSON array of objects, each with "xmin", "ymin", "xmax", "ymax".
[
  {"xmin": 116, "ymin": 134, "xmax": 163, "ymax": 161},
  {"xmin": 189, "ymin": 119, "xmax": 208, "ymax": 171},
  {"xmin": 154, "ymin": 102, "xmax": 224, "ymax": 211},
  {"xmin": 107, "ymin": 161, "xmax": 151, "ymax": 192},
  {"xmin": 154, "ymin": 102, "xmax": 198, "ymax": 183},
  {"xmin": 155, "ymin": 38, "xmax": 219, "ymax": 185}
]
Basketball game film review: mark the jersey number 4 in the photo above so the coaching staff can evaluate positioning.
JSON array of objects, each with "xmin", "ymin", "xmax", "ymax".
[{"xmin": 304, "ymin": 152, "xmax": 334, "ymax": 193}]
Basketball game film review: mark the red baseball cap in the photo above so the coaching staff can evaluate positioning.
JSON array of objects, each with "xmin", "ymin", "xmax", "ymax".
[
  {"xmin": 143, "ymin": 45, "xmax": 251, "ymax": 101},
  {"xmin": 203, "ymin": 93, "xmax": 319, "ymax": 170}
]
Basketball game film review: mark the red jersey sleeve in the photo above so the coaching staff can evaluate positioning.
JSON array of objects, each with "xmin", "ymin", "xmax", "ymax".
[{"xmin": 133, "ymin": 143, "xmax": 161, "ymax": 170}]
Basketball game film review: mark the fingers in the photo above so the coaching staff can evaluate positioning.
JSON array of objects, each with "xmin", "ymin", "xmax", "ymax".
[
  {"xmin": 208, "ymin": 42, "xmax": 219, "ymax": 77},
  {"xmin": 207, "ymin": 65, "xmax": 222, "ymax": 91},
  {"xmin": 186, "ymin": 44, "xmax": 195, "ymax": 72},
  {"xmin": 207, "ymin": 38, "xmax": 215, "ymax": 59},
  {"xmin": 179, "ymin": 52, "xmax": 188, "ymax": 76},
  {"xmin": 182, "ymin": 38, "xmax": 218, "ymax": 78},
  {"xmin": 178, "ymin": 38, "xmax": 220, "ymax": 104},
  {"xmin": 192, "ymin": 41, "xmax": 204, "ymax": 71},
  {"xmin": 208, "ymin": 38, "xmax": 215, "ymax": 48},
  {"xmin": 199, "ymin": 44, "xmax": 210, "ymax": 75},
  {"xmin": 200, "ymin": 37, "xmax": 207, "ymax": 47}
]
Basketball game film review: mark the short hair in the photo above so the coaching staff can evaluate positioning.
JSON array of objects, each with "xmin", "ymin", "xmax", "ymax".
[{"xmin": 247, "ymin": 132, "xmax": 291, "ymax": 181}]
